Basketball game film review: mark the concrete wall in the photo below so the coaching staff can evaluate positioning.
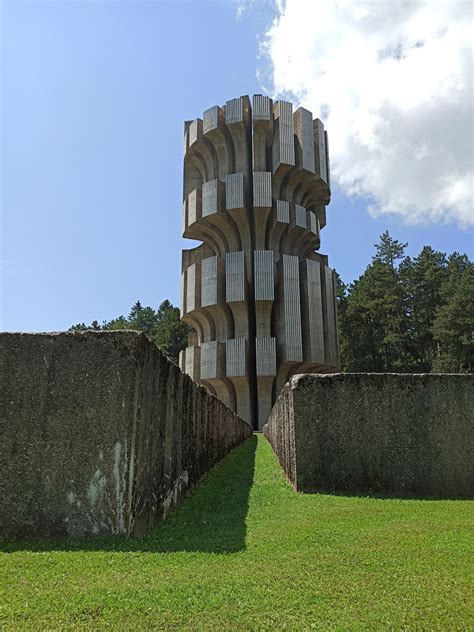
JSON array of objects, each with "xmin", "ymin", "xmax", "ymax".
[
  {"xmin": 264, "ymin": 373, "xmax": 473, "ymax": 498},
  {"xmin": 0, "ymin": 331, "xmax": 252, "ymax": 538}
]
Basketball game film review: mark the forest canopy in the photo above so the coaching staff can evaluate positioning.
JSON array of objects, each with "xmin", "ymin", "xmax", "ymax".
[{"xmin": 336, "ymin": 232, "xmax": 473, "ymax": 373}]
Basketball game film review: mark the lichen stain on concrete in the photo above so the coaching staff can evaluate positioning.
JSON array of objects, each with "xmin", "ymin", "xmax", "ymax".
[
  {"xmin": 112, "ymin": 440, "xmax": 128, "ymax": 534},
  {"xmin": 1, "ymin": 331, "xmax": 253, "ymax": 538},
  {"xmin": 162, "ymin": 470, "xmax": 189, "ymax": 518},
  {"xmin": 87, "ymin": 468, "xmax": 107, "ymax": 507}
]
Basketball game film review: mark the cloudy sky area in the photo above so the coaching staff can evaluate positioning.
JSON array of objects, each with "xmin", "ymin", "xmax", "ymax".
[
  {"xmin": 1, "ymin": 0, "xmax": 472, "ymax": 331},
  {"xmin": 259, "ymin": 0, "xmax": 473, "ymax": 227}
]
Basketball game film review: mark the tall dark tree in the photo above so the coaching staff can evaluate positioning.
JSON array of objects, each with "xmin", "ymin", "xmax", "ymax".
[
  {"xmin": 151, "ymin": 300, "xmax": 190, "ymax": 363},
  {"xmin": 400, "ymin": 246, "xmax": 447, "ymax": 371},
  {"xmin": 341, "ymin": 232, "xmax": 409, "ymax": 371},
  {"xmin": 432, "ymin": 255, "xmax": 473, "ymax": 373}
]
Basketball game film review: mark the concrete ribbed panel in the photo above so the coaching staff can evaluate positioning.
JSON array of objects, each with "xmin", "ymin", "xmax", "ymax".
[
  {"xmin": 185, "ymin": 345, "xmax": 201, "ymax": 380},
  {"xmin": 200, "ymin": 341, "xmax": 224, "ymax": 380},
  {"xmin": 278, "ymin": 100, "xmax": 295, "ymax": 166},
  {"xmin": 306, "ymin": 259, "xmax": 325, "ymax": 364},
  {"xmin": 276, "ymin": 200, "xmax": 290, "ymax": 223},
  {"xmin": 226, "ymin": 251, "xmax": 245, "ymax": 302},
  {"xmin": 180, "ymin": 271, "xmax": 186, "ymax": 317},
  {"xmin": 202, "ymin": 179, "xmax": 224, "ymax": 217},
  {"xmin": 187, "ymin": 188, "xmax": 202, "ymax": 226},
  {"xmin": 282, "ymin": 255, "xmax": 303, "ymax": 361},
  {"xmin": 324, "ymin": 266, "xmax": 338, "ymax": 366},
  {"xmin": 256, "ymin": 337, "xmax": 277, "ymax": 376},
  {"xmin": 186, "ymin": 263, "xmax": 197, "ymax": 313},
  {"xmin": 294, "ymin": 107, "xmax": 315, "ymax": 173},
  {"xmin": 226, "ymin": 338, "xmax": 247, "ymax": 377},
  {"xmin": 200, "ymin": 341, "xmax": 217, "ymax": 380},
  {"xmin": 253, "ymin": 172, "xmax": 272, "ymax": 208},
  {"xmin": 225, "ymin": 173, "xmax": 245, "ymax": 210},
  {"xmin": 182, "ymin": 200, "xmax": 187, "ymax": 234},
  {"xmin": 295, "ymin": 204, "xmax": 307, "ymax": 228},
  {"xmin": 273, "ymin": 100, "xmax": 295, "ymax": 171},
  {"xmin": 225, "ymin": 97, "xmax": 244, "ymax": 125},
  {"xmin": 183, "ymin": 123, "xmax": 189, "ymax": 156},
  {"xmin": 203, "ymin": 106, "xmax": 220, "ymax": 134},
  {"xmin": 254, "ymin": 250, "xmax": 274, "ymax": 301},
  {"xmin": 314, "ymin": 119, "xmax": 328, "ymax": 183},
  {"xmin": 325, "ymin": 130, "xmax": 331, "ymax": 189},
  {"xmin": 252, "ymin": 94, "xmax": 271, "ymax": 120},
  {"xmin": 201, "ymin": 256, "xmax": 218, "ymax": 307},
  {"xmin": 188, "ymin": 119, "xmax": 202, "ymax": 148},
  {"xmin": 308, "ymin": 211, "xmax": 318, "ymax": 236}
]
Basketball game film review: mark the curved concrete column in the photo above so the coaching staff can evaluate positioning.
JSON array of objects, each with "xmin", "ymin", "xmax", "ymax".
[
  {"xmin": 181, "ymin": 95, "xmax": 339, "ymax": 429},
  {"xmin": 203, "ymin": 105, "xmax": 235, "ymax": 178}
]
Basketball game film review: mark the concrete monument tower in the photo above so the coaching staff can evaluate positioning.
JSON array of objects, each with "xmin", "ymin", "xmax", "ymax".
[{"xmin": 179, "ymin": 95, "xmax": 340, "ymax": 429}]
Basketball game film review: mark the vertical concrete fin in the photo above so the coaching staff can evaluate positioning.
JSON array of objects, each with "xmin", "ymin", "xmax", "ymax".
[
  {"xmin": 314, "ymin": 119, "xmax": 328, "ymax": 184},
  {"xmin": 254, "ymin": 250, "xmax": 275, "ymax": 301},
  {"xmin": 282, "ymin": 254, "xmax": 303, "ymax": 361},
  {"xmin": 253, "ymin": 172, "xmax": 272, "ymax": 208},
  {"xmin": 186, "ymin": 263, "xmax": 198, "ymax": 313},
  {"xmin": 294, "ymin": 107, "xmax": 315, "ymax": 173},
  {"xmin": 252, "ymin": 94, "xmax": 271, "ymax": 121},
  {"xmin": 276, "ymin": 200, "xmax": 290, "ymax": 223},
  {"xmin": 225, "ymin": 173, "xmax": 245, "ymax": 210},
  {"xmin": 256, "ymin": 337, "xmax": 277, "ymax": 376},
  {"xmin": 201, "ymin": 256, "xmax": 218, "ymax": 307},
  {"xmin": 305, "ymin": 259, "xmax": 325, "ymax": 364},
  {"xmin": 273, "ymin": 100, "xmax": 295, "ymax": 172},
  {"xmin": 226, "ymin": 338, "xmax": 247, "ymax": 377},
  {"xmin": 322, "ymin": 265, "xmax": 338, "ymax": 367},
  {"xmin": 225, "ymin": 97, "xmax": 244, "ymax": 125},
  {"xmin": 226, "ymin": 251, "xmax": 246, "ymax": 302},
  {"xmin": 202, "ymin": 179, "xmax": 225, "ymax": 217}
]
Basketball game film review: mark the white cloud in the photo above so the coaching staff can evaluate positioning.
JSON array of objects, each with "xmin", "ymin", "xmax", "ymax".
[{"xmin": 260, "ymin": 0, "xmax": 474, "ymax": 227}]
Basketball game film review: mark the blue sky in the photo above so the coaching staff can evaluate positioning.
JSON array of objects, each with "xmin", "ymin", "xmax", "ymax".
[{"xmin": 1, "ymin": 0, "xmax": 472, "ymax": 332}]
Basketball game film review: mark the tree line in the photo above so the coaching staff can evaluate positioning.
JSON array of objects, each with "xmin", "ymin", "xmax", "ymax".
[
  {"xmin": 337, "ymin": 231, "xmax": 473, "ymax": 373},
  {"xmin": 71, "ymin": 231, "xmax": 473, "ymax": 373},
  {"xmin": 70, "ymin": 300, "xmax": 190, "ymax": 364}
]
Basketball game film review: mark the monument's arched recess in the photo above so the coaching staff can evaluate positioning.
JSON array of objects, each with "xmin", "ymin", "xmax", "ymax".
[{"xmin": 179, "ymin": 94, "xmax": 340, "ymax": 429}]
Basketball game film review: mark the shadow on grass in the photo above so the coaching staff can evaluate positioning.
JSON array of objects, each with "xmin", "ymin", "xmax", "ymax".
[{"xmin": 1, "ymin": 435, "xmax": 257, "ymax": 555}]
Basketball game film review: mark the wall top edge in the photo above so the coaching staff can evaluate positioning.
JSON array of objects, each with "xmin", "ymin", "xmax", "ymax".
[{"xmin": 289, "ymin": 372, "xmax": 473, "ymax": 389}]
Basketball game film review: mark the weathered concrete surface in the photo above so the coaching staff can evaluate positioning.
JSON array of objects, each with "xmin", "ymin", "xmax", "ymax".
[
  {"xmin": 263, "ymin": 373, "xmax": 474, "ymax": 498},
  {"xmin": 0, "ymin": 331, "xmax": 252, "ymax": 538},
  {"xmin": 181, "ymin": 95, "xmax": 339, "ymax": 431}
]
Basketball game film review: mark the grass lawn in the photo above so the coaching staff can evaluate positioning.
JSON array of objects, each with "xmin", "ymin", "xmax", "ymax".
[{"xmin": 1, "ymin": 434, "xmax": 472, "ymax": 630}]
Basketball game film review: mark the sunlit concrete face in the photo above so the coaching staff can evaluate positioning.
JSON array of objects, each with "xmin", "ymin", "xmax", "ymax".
[{"xmin": 179, "ymin": 95, "xmax": 340, "ymax": 430}]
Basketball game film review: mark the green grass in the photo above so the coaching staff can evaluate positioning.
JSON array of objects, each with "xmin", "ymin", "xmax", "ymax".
[{"xmin": 1, "ymin": 435, "xmax": 473, "ymax": 630}]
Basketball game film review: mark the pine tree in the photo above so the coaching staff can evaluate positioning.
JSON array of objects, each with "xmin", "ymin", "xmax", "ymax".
[
  {"xmin": 341, "ymin": 232, "xmax": 409, "ymax": 371},
  {"xmin": 401, "ymin": 247, "xmax": 447, "ymax": 371},
  {"xmin": 151, "ymin": 300, "xmax": 190, "ymax": 363},
  {"xmin": 432, "ymin": 256, "xmax": 473, "ymax": 372}
]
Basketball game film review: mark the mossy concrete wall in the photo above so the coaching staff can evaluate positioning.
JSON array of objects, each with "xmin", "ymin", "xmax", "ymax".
[
  {"xmin": 264, "ymin": 373, "xmax": 473, "ymax": 498},
  {"xmin": 0, "ymin": 331, "xmax": 252, "ymax": 538}
]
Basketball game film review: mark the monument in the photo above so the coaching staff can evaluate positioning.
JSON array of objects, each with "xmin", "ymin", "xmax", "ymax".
[{"xmin": 179, "ymin": 94, "xmax": 340, "ymax": 429}]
